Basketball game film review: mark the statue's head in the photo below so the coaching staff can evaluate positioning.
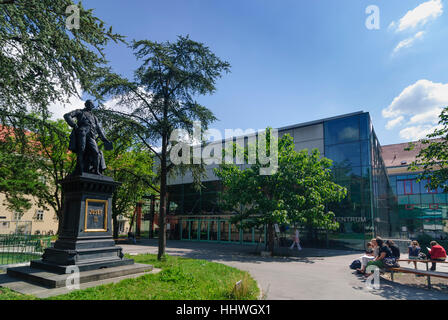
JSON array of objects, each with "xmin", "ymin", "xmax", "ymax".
[{"xmin": 84, "ymin": 100, "xmax": 95, "ymax": 111}]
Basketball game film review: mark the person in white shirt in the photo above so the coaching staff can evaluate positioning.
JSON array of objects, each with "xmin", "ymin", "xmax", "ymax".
[
  {"xmin": 290, "ymin": 228, "xmax": 302, "ymax": 251},
  {"xmin": 356, "ymin": 241, "xmax": 376, "ymax": 274}
]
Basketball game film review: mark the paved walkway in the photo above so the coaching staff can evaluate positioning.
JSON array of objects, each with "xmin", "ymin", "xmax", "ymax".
[{"xmin": 120, "ymin": 239, "xmax": 448, "ymax": 300}]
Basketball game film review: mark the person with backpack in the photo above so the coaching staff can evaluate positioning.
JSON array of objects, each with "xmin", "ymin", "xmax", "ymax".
[
  {"xmin": 365, "ymin": 237, "xmax": 392, "ymax": 272},
  {"xmin": 353, "ymin": 242, "xmax": 375, "ymax": 274}
]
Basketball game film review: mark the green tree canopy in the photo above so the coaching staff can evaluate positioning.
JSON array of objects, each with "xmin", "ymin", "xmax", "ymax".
[
  {"xmin": 0, "ymin": 0, "xmax": 123, "ymax": 115},
  {"xmin": 0, "ymin": 123, "xmax": 46, "ymax": 214},
  {"xmin": 215, "ymin": 132, "xmax": 347, "ymax": 255},
  {"xmin": 102, "ymin": 124, "xmax": 157, "ymax": 239},
  {"xmin": 408, "ymin": 106, "xmax": 448, "ymax": 191},
  {"xmin": 0, "ymin": 114, "xmax": 75, "ymax": 231},
  {"xmin": 97, "ymin": 35, "xmax": 230, "ymax": 259}
]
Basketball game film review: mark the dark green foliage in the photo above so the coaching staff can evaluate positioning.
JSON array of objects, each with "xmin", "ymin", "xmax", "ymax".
[
  {"xmin": 0, "ymin": 0, "xmax": 123, "ymax": 115},
  {"xmin": 408, "ymin": 107, "xmax": 448, "ymax": 191},
  {"xmin": 102, "ymin": 125, "xmax": 156, "ymax": 238},
  {"xmin": 0, "ymin": 114, "xmax": 75, "ymax": 227},
  {"xmin": 215, "ymin": 132, "xmax": 347, "ymax": 254},
  {"xmin": 97, "ymin": 35, "xmax": 230, "ymax": 259}
]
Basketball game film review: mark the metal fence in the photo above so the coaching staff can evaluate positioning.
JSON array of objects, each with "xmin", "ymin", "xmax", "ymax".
[{"xmin": 0, "ymin": 234, "xmax": 52, "ymax": 266}]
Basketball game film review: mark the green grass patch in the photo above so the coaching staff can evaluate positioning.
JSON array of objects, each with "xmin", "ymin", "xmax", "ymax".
[
  {"xmin": 0, "ymin": 253, "xmax": 41, "ymax": 265},
  {"xmin": 0, "ymin": 254, "xmax": 259, "ymax": 300},
  {"xmin": 0, "ymin": 287, "xmax": 37, "ymax": 300}
]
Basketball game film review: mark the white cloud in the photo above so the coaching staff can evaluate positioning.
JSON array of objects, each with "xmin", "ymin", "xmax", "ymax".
[
  {"xmin": 392, "ymin": 0, "xmax": 443, "ymax": 32},
  {"xmin": 44, "ymin": 84, "xmax": 84, "ymax": 120},
  {"xmin": 386, "ymin": 116, "xmax": 404, "ymax": 129},
  {"xmin": 392, "ymin": 31, "xmax": 425, "ymax": 54},
  {"xmin": 383, "ymin": 79, "xmax": 448, "ymax": 140},
  {"xmin": 409, "ymin": 109, "xmax": 441, "ymax": 124},
  {"xmin": 399, "ymin": 124, "xmax": 442, "ymax": 141}
]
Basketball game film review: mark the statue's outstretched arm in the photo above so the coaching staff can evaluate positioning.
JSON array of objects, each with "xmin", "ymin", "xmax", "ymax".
[{"xmin": 64, "ymin": 110, "xmax": 79, "ymax": 129}]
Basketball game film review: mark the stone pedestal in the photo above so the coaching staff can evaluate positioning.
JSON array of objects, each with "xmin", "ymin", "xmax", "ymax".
[{"xmin": 7, "ymin": 174, "xmax": 142, "ymax": 287}]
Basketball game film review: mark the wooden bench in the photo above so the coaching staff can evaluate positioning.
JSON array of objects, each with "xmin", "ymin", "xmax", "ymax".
[
  {"xmin": 398, "ymin": 258, "xmax": 448, "ymax": 271},
  {"xmin": 381, "ymin": 259, "xmax": 448, "ymax": 289},
  {"xmin": 387, "ymin": 266, "xmax": 448, "ymax": 289}
]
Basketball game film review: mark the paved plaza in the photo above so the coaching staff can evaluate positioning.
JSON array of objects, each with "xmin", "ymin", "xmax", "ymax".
[{"xmin": 121, "ymin": 239, "xmax": 448, "ymax": 300}]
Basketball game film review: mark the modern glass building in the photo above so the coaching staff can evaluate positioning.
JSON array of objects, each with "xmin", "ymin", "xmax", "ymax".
[{"xmin": 165, "ymin": 111, "xmax": 395, "ymax": 250}]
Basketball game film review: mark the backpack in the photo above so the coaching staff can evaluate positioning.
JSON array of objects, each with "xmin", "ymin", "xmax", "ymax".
[
  {"xmin": 350, "ymin": 259, "xmax": 362, "ymax": 270},
  {"xmin": 384, "ymin": 257, "xmax": 400, "ymax": 268}
]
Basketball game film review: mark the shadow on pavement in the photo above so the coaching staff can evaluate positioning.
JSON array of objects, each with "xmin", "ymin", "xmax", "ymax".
[
  {"xmin": 121, "ymin": 239, "xmax": 360, "ymax": 265},
  {"xmin": 351, "ymin": 271, "xmax": 448, "ymax": 300}
]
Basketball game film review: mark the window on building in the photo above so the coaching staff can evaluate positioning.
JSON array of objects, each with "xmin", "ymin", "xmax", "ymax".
[
  {"xmin": 35, "ymin": 210, "xmax": 44, "ymax": 221},
  {"xmin": 324, "ymin": 116, "xmax": 360, "ymax": 145},
  {"xmin": 397, "ymin": 179, "xmax": 420, "ymax": 195},
  {"xmin": 397, "ymin": 180, "xmax": 405, "ymax": 195},
  {"xmin": 422, "ymin": 179, "xmax": 438, "ymax": 194},
  {"xmin": 13, "ymin": 212, "xmax": 22, "ymax": 221},
  {"xmin": 404, "ymin": 180, "xmax": 413, "ymax": 195},
  {"xmin": 0, "ymin": 221, "xmax": 10, "ymax": 229}
]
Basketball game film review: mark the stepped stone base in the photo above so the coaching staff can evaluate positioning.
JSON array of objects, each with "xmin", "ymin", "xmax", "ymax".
[
  {"xmin": 6, "ymin": 263, "xmax": 153, "ymax": 288},
  {"xmin": 30, "ymin": 257, "xmax": 134, "ymax": 273}
]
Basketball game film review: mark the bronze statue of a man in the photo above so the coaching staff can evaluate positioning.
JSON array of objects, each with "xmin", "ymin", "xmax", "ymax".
[{"xmin": 64, "ymin": 100, "xmax": 113, "ymax": 175}]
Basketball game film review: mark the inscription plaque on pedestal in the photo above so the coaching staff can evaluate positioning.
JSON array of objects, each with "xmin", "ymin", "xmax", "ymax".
[{"xmin": 85, "ymin": 199, "xmax": 107, "ymax": 232}]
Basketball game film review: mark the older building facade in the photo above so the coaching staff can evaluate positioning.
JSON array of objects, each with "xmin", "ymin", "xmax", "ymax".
[{"xmin": 0, "ymin": 193, "xmax": 58, "ymax": 235}]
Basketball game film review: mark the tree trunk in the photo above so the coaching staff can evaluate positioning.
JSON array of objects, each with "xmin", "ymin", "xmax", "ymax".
[
  {"xmin": 128, "ymin": 208, "xmax": 137, "ymax": 234},
  {"xmin": 149, "ymin": 194, "xmax": 155, "ymax": 239},
  {"xmin": 157, "ymin": 136, "xmax": 168, "ymax": 260},
  {"xmin": 56, "ymin": 208, "xmax": 64, "ymax": 236},
  {"xmin": 56, "ymin": 189, "xmax": 65, "ymax": 236},
  {"xmin": 267, "ymin": 223, "xmax": 275, "ymax": 256},
  {"xmin": 112, "ymin": 214, "xmax": 119, "ymax": 239}
]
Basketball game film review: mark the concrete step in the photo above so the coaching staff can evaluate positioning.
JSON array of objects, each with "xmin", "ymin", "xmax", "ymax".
[{"xmin": 7, "ymin": 263, "xmax": 153, "ymax": 288}]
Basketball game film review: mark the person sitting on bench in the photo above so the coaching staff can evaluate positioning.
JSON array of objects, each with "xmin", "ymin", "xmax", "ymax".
[
  {"xmin": 427, "ymin": 241, "xmax": 447, "ymax": 271},
  {"xmin": 366, "ymin": 237, "xmax": 392, "ymax": 273},
  {"xmin": 408, "ymin": 240, "xmax": 421, "ymax": 270},
  {"xmin": 386, "ymin": 240, "xmax": 400, "ymax": 259},
  {"xmin": 356, "ymin": 242, "xmax": 375, "ymax": 274}
]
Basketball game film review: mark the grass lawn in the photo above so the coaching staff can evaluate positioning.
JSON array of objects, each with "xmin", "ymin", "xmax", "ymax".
[
  {"xmin": 0, "ymin": 254, "xmax": 259, "ymax": 300},
  {"xmin": 0, "ymin": 253, "xmax": 41, "ymax": 265},
  {"xmin": 0, "ymin": 287, "xmax": 37, "ymax": 300}
]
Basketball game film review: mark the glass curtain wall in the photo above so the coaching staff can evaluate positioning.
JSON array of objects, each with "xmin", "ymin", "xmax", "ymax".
[
  {"xmin": 167, "ymin": 182, "xmax": 264, "ymax": 245},
  {"xmin": 324, "ymin": 113, "xmax": 394, "ymax": 249},
  {"xmin": 389, "ymin": 173, "xmax": 448, "ymax": 239}
]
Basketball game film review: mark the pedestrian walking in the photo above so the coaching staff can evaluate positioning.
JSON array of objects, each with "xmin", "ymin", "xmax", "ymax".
[{"xmin": 290, "ymin": 228, "xmax": 302, "ymax": 251}]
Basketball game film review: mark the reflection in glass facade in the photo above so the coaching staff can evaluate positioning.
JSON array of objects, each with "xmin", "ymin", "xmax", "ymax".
[
  {"xmin": 166, "ymin": 112, "xmax": 397, "ymax": 250},
  {"xmin": 324, "ymin": 113, "xmax": 394, "ymax": 250}
]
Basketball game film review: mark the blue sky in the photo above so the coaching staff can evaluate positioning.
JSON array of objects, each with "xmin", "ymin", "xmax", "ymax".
[{"xmin": 56, "ymin": 0, "xmax": 448, "ymax": 146}]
